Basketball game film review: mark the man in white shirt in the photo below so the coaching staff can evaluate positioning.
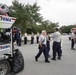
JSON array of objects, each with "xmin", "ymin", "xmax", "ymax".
[
  {"xmin": 51, "ymin": 28, "xmax": 61, "ymax": 60},
  {"xmin": 71, "ymin": 31, "xmax": 75, "ymax": 50},
  {"xmin": 35, "ymin": 30, "xmax": 50, "ymax": 63}
]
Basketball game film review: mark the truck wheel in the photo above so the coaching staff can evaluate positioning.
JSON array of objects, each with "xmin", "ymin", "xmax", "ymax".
[{"xmin": 0, "ymin": 60, "xmax": 10, "ymax": 75}]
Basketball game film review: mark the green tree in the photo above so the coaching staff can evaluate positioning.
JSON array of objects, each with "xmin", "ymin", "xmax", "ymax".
[
  {"xmin": 41, "ymin": 20, "xmax": 59, "ymax": 33},
  {"xmin": 60, "ymin": 25, "xmax": 76, "ymax": 33},
  {"xmin": 9, "ymin": 0, "xmax": 43, "ymax": 33}
]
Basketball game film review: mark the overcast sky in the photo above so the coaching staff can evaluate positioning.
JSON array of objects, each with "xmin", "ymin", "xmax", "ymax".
[{"xmin": 0, "ymin": 0, "xmax": 76, "ymax": 26}]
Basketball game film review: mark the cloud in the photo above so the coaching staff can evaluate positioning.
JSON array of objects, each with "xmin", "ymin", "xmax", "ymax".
[
  {"xmin": 19, "ymin": 0, "xmax": 36, "ymax": 5},
  {"xmin": 0, "ymin": 0, "xmax": 12, "ymax": 5},
  {"xmin": 45, "ymin": 0, "xmax": 76, "ymax": 4},
  {"xmin": 0, "ymin": 0, "xmax": 76, "ymax": 26},
  {"xmin": 38, "ymin": 0, "xmax": 76, "ymax": 25}
]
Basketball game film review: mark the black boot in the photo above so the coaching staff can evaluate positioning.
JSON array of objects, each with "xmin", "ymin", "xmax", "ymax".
[
  {"xmin": 57, "ymin": 57, "xmax": 61, "ymax": 60},
  {"xmin": 51, "ymin": 58, "xmax": 56, "ymax": 61},
  {"xmin": 35, "ymin": 57, "xmax": 38, "ymax": 61}
]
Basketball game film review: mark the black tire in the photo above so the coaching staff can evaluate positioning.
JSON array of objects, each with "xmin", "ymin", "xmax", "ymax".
[{"xmin": 0, "ymin": 59, "xmax": 11, "ymax": 75}]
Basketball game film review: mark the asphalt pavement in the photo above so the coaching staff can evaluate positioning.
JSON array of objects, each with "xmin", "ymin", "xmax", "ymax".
[{"xmin": 16, "ymin": 35, "xmax": 76, "ymax": 75}]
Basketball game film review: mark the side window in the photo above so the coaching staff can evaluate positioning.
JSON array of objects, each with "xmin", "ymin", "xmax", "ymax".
[{"xmin": 0, "ymin": 30, "xmax": 11, "ymax": 45}]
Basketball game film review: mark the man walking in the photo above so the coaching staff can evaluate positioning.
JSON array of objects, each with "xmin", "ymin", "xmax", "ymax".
[
  {"xmin": 51, "ymin": 28, "xmax": 61, "ymax": 60},
  {"xmin": 35, "ymin": 30, "xmax": 50, "ymax": 63}
]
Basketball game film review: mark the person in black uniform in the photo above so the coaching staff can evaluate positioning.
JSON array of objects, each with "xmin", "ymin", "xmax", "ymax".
[
  {"xmin": 24, "ymin": 32, "xmax": 27, "ymax": 44},
  {"xmin": 16, "ymin": 30, "xmax": 21, "ymax": 46},
  {"xmin": 35, "ymin": 30, "xmax": 50, "ymax": 63},
  {"xmin": 74, "ymin": 31, "xmax": 76, "ymax": 44},
  {"xmin": 36, "ymin": 32, "xmax": 39, "ymax": 43},
  {"xmin": 46, "ymin": 32, "xmax": 51, "ymax": 58},
  {"xmin": 31, "ymin": 32, "xmax": 34, "ymax": 44}
]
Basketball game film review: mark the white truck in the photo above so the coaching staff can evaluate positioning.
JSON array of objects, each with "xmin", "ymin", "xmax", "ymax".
[
  {"xmin": 0, "ymin": 15, "xmax": 19, "ymax": 75},
  {"xmin": 0, "ymin": 4, "xmax": 24, "ymax": 75}
]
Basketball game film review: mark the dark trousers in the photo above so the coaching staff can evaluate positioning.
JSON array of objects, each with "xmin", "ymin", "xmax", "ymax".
[
  {"xmin": 17, "ymin": 38, "xmax": 21, "ymax": 46},
  {"xmin": 71, "ymin": 39, "xmax": 74, "ymax": 49},
  {"xmin": 36, "ymin": 37, "xmax": 39, "ymax": 43},
  {"xmin": 24, "ymin": 37, "xmax": 27, "ymax": 44},
  {"xmin": 35, "ymin": 45, "xmax": 48, "ymax": 61},
  {"xmin": 60, "ymin": 42, "xmax": 62, "ymax": 55},
  {"xmin": 60, "ymin": 48, "xmax": 62, "ymax": 55},
  {"xmin": 47, "ymin": 41, "xmax": 50, "ymax": 55},
  {"xmin": 31, "ymin": 37, "xmax": 34, "ymax": 44},
  {"xmin": 52, "ymin": 41, "xmax": 61, "ymax": 59}
]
